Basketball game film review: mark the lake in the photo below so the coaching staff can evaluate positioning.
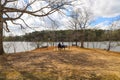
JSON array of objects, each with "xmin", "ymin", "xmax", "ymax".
[{"xmin": 3, "ymin": 41, "xmax": 120, "ymax": 53}]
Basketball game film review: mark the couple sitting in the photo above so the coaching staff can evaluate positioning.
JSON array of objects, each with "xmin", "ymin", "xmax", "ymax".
[{"xmin": 58, "ymin": 42, "xmax": 67, "ymax": 50}]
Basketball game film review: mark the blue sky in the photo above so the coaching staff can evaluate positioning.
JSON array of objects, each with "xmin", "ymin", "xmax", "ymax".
[
  {"xmin": 63, "ymin": 0, "xmax": 120, "ymax": 28},
  {"xmin": 91, "ymin": 15, "xmax": 120, "ymax": 26},
  {"xmin": 75, "ymin": 0, "xmax": 120, "ymax": 29}
]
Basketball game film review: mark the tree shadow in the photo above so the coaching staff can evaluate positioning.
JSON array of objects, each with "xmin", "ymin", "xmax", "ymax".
[
  {"xmin": 43, "ymin": 51, "xmax": 108, "ymax": 68},
  {"xmin": 20, "ymin": 71, "xmax": 40, "ymax": 80}
]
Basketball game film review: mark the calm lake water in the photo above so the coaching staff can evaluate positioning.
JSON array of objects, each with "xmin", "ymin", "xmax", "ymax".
[{"xmin": 3, "ymin": 41, "xmax": 120, "ymax": 53}]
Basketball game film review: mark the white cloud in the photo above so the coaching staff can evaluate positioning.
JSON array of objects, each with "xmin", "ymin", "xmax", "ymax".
[
  {"xmin": 90, "ymin": 20, "xmax": 120, "ymax": 30},
  {"xmin": 78, "ymin": 0, "xmax": 120, "ymax": 17},
  {"xmin": 72, "ymin": 0, "xmax": 120, "ymax": 17},
  {"xmin": 92, "ymin": 0, "xmax": 120, "ymax": 17}
]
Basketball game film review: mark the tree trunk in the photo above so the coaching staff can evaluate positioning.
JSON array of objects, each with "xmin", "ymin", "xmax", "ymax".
[
  {"xmin": 107, "ymin": 41, "xmax": 111, "ymax": 51},
  {"xmin": 36, "ymin": 42, "xmax": 40, "ymax": 49},
  {"xmin": 0, "ymin": 3, "xmax": 4, "ymax": 54},
  {"xmin": 75, "ymin": 41, "xmax": 78, "ymax": 46},
  {"xmin": 80, "ymin": 31, "xmax": 84, "ymax": 48},
  {"xmin": 0, "ymin": 21, "xmax": 4, "ymax": 55},
  {"xmin": 107, "ymin": 31, "xmax": 112, "ymax": 51},
  {"xmin": 81, "ymin": 39, "xmax": 84, "ymax": 48}
]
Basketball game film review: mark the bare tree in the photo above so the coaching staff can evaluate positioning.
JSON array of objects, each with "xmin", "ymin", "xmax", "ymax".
[
  {"xmin": 77, "ymin": 9, "xmax": 92, "ymax": 48},
  {"xmin": 0, "ymin": 0, "xmax": 72, "ymax": 54},
  {"xmin": 106, "ymin": 21, "xmax": 118, "ymax": 51},
  {"xmin": 67, "ymin": 9, "xmax": 80, "ymax": 46},
  {"xmin": 69, "ymin": 8, "xmax": 92, "ymax": 48},
  {"xmin": 45, "ymin": 18, "xmax": 59, "ymax": 46}
]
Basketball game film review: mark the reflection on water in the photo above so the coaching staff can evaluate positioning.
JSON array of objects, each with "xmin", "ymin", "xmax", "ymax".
[{"xmin": 3, "ymin": 41, "xmax": 120, "ymax": 53}]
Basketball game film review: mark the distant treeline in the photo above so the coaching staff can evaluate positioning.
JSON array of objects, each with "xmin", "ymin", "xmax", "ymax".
[{"xmin": 4, "ymin": 29, "xmax": 120, "ymax": 42}]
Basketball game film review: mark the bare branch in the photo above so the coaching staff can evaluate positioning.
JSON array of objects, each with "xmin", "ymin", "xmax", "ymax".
[
  {"xmin": 20, "ymin": 18, "xmax": 37, "ymax": 31},
  {"xmin": 11, "ymin": 20, "xmax": 24, "ymax": 29},
  {"xmin": 7, "ymin": 0, "xmax": 17, "ymax": 2},
  {"xmin": 3, "ymin": 0, "xmax": 70, "ymax": 19},
  {"xmin": 1, "ymin": 0, "xmax": 73, "ymax": 32},
  {"xmin": 2, "ymin": 0, "xmax": 7, "ymax": 6},
  {"xmin": 3, "ymin": 21, "xmax": 10, "ymax": 32},
  {"xmin": 4, "ymin": 11, "xmax": 24, "ymax": 20}
]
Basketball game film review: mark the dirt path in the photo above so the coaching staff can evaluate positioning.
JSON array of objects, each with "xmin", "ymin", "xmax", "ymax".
[{"xmin": 0, "ymin": 47, "xmax": 120, "ymax": 79}]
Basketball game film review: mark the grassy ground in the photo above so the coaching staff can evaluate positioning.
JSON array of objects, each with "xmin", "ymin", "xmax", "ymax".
[{"xmin": 0, "ymin": 46, "xmax": 120, "ymax": 80}]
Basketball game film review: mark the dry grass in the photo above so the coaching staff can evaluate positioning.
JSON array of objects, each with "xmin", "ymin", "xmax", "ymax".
[{"xmin": 0, "ymin": 46, "xmax": 120, "ymax": 80}]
